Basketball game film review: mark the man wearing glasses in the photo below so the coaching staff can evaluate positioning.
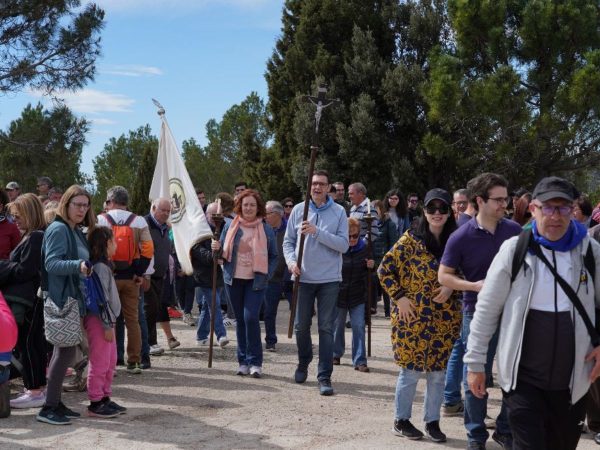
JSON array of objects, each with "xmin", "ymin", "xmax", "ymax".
[
  {"xmin": 283, "ymin": 169, "xmax": 349, "ymax": 396},
  {"xmin": 465, "ymin": 177, "xmax": 600, "ymax": 449},
  {"xmin": 36, "ymin": 176, "xmax": 53, "ymax": 196},
  {"xmin": 438, "ymin": 173, "xmax": 520, "ymax": 449}
]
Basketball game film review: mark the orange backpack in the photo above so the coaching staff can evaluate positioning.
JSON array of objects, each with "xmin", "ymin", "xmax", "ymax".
[{"xmin": 102, "ymin": 213, "xmax": 136, "ymax": 270}]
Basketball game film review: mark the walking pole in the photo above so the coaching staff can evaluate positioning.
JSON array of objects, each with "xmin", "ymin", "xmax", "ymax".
[
  {"xmin": 208, "ymin": 211, "xmax": 225, "ymax": 368},
  {"xmin": 287, "ymin": 85, "xmax": 339, "ymax": 339},
  {"xmin": 364, "ymin": 213, "xmax": 374, "ymax": 357}
]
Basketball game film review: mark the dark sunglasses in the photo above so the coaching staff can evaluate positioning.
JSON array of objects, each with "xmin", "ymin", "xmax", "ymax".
[
  {"xmin": 349, "ymin": 233, "xmax": 360, "ymax": 239},
  {"xmin": 284, "ymin": 204, "xmax": 293, "ymax": 208},
  {"xmin": 425, "ymin": 205, "xmax": 450, "ymax": 214}
]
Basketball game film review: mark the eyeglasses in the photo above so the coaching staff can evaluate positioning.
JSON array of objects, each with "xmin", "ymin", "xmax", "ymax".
[
  {"xmin": 408, "ymin": 199, "xmax": 418, "ymax": 204},
  {"xmin": 533, "ymin": 204, "xmax": 573, "ymax": 217},
  {"xmin": 349, "ymin": 233, "xmax": 359, "ymax": 239},
  {"xmin": 284, "ymin": 204, "xmax": 293, "ymax": 208},
  {"xmin": 452, "ymin": 201, "xmax": 468, "ymax": 206},
  {"xmin": 486, "ymin": 196, "xmax": 509, "ymax": 205},
  {"xmin": 425, "ymin": 205, "xmax": 450, "ymax": 214},
  {"xmin": 70, "ymin": 202, "xmax": 90, "ymax": 210}
]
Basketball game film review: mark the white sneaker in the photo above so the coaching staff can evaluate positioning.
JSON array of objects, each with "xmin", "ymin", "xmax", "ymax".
[
  {"xmin": 196, "ymin": 339, "xmax": 209, "ymax": 346},
  {"xmin": 217, "ymin": 336, "xmax": 229, "ymax": 348},
  {"xmin": 183, "ymin": 313, "xmax": 196, "ymax": 327},
  {"xmin": 149, "ymin": 345, "xmax": 164, "ymax": 356},
  {"xmin": 249, "ymin": 366, "xmax": 262, "ymax": 378},
  {"xmin": 223, "ymin": 318, "xmax": 237, "ymax": 327},
  {"xmin": 237, "ymin": 365, "xmax": 249, "ymax": 376},
  {"xmin": 10, "ymin": 390, "xmax": 46, "ymax": 409}
]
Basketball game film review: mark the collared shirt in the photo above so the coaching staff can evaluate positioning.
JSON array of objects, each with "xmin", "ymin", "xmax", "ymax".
[
  {"xmin": 441, "ymin": 216, "xmax": 521, "ymax": 311},
  {"xmin": 349, "ymin": 198, "xmax": 380, "ymax": 240},
  {"xmin": 149, "ymin": 213, "xmax": 169, "ymax": 237}
]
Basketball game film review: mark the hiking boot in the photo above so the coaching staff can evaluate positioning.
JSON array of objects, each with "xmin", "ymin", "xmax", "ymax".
[
  {"xmin": 36, "ymin": 406, "xmax": 71, "ymax": 425},
  {"xmin": 10, "ymin": 389, "xmax": 46, "ymax": 409},
  {"xmin": 218, "ymin": 336, "xmax": 230, "ymax": 348},
  {"xmin": 168, "ymin": 337, "xmax": 180, "ymax": 349},
  {"xmin": 425, "ymin": 421, "xmax": 447, "ymax": 443},
  {"xmin": 392, "ymin": 419, "xmax": 424, "ymax": 440},
  {"xmin": 491, "ymin": 431, "xmax": 513, "ymax": 449},
  {"xmin": 294, "ymin": 366, "xmax": 308, "ymax": 384},
  {"xmin": 101, "ymin": 397, "xmax": 127, "ymax": 414},
  {"xmin": 126, "ymin": 363, "xmax": 142, "ymax": 374},
  {"xmin": 442, "ymin": 400, "xmax": 464, "ymax": 417},
  {"xmin": 318, "ymin": 379, "xmax": 334, "ymax": 396},
  {"xmin": 87, "ymin": 401, "xmax": 119, "ymax": 419},
  {"xmin": 56, "ymin": 402, "xmax": 80, "ymax": 419}
]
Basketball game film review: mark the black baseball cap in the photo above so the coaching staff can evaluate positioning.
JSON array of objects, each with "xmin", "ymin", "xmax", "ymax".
[
  {"xmin": 424, "ymin": 188, "xmax": 451, "ymax": 206},
  {"xmin": 532, "ymin": 177, "xmax": 579, "ymax": 202}
]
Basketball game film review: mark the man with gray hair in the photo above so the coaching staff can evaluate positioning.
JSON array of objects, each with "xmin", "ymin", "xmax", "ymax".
[
  {"xmin": 98, "ymin": 186, "xmax": 154, "ymax": 374},
  {"xmin": 263, "ymin": 200, "xmax": 292, "ymax": 351},
  {"xmin": 348, "ymin": 182, "xmax": 379, "ymax": 241},
  {"xmin": 36, "ymin": 176, "xmax": 53, "ymax": 196}
]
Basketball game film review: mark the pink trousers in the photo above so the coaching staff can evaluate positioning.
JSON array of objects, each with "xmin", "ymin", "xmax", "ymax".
[{"xmin": 84, "ymin": 315, "xmax": 116, "ymax": 402}]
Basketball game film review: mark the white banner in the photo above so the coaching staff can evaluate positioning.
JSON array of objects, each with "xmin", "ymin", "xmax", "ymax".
[{"xmin": 149, "ymin": 112, "xmax": 212, "ymax": 274}]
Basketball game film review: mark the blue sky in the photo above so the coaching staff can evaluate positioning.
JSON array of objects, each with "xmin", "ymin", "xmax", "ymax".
[{"xmin": 0, "ymin": 0, "xmax": 284, "ymax": 179}]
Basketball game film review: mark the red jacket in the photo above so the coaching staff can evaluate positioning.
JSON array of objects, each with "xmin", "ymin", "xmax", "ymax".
[
  {"xmin": 0, "ymin": 291, "xmax": 17, "ymax": 352},
  {"xmin": 0, "ymin": 219, "xmax": 20, "ymax": 260}
]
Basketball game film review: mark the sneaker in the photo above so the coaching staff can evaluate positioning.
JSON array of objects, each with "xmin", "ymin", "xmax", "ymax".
[
  {"xmin": 140, "ymin": 358, "xmax": 151, "ymax": 370},
  {"xmin": 442, "ymin": 400, "xmax": 464, "ymax": 417},
  {"xmin": 149, "ymin": 344, "xmax": 165, "ymax": 356},
  {"xmin": 223, "ymin": 318, "xmax": 237, "ymax": 327},
  {"xmin": 116, "ymin": 358, "xmax": 125, "ymax": 366},
  {"xmin": 392, "ymin": 419, "xmax": 424, "ymax": 440},
  {"xmin": 36, "ymin": 406, "xmax": 71, "ymax": 425},
  {"xmin": 63, "ymin": 373, "xmax": 87, "ymax": 392},
  {"xmin": 10, "ymin": 389, "xmax": 46, "ymax": 409},
  {"xmin": 491, "ymin": 431, "xmax": 512, "ymax": 449},
  {"xmin": 126, "ymin": 363, "xmax": 142, "ymax": 374},
  {"xmin": 425, "ymin": 421, "xmax": 447, "ymax": 443},
  {"xmin": 183, "ymin": 313, "xmax": 196, "ymax": 326},
  {"xmin": 265, "ymin": 343, "xmax": 276, "ymax": 352},
  {"xmin": 345, "ymin": 320, "xmax": 351, "ymax": 329},
  {"xmin": 250, "ymin": 366, "xmax": 262, "ymax": 378},
  {"xmin": 318, "ymin": 379, "xmax": 334, "ymax": 396},
  {"xmin": 467, "ymin": 441, "xmax": 486, "ymax": 449},
  {"xmin": 196, "ymin": 339, "xmax": 209, "ymax": 346},
  {"xmin": 237, "ymin": 365, "xmax": 249, "ymax": 376},
  {"xmin": 87, "ymin": 401, "xmax": 119, "ymax": 419},
  {"xmin": 333, "ymin": 357, "xmax": 341, "ymax": 365},
  {"xmin": 595, "ymin": 433, "xmax": 600, "ymax": 445},
  {"xmin": 101, "ymin": 397, "xmax": 127, "ymax": 414},
  {"xmin": 168, "ymin": 337, "xmax": 180, "ymax": 349},
  {"xmin": 56, "ymin": 402, "xmax": 80, "ymax": 419},
  {"xmin": 355, "ymin": 364, "xmax": 370, "ymax": 373},
  {"xmin": 294, "ymin": 365, "xmax": 308, "ymax": 384},
  {"xmin": 168, "ymin": 306, "xmax": 183, "ymax": 319},
  {"xmin": 218, "ymin": 336, "xmax": 229, "ymax": 348}
]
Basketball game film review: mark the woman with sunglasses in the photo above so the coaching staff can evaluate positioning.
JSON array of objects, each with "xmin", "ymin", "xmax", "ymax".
[
  {"xmin": 281, "ymin": 197, "xmax": 294, "ymax": 219},
  {"xmin": 378, "ymin": 188, "xmax": 460, "ymax": 443}
]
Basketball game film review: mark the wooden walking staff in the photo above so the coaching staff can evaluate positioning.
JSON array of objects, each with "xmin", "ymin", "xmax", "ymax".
[
  {"xmin": 208, "ymin": 199, "xmax": 225, "ymax": 368},
  {"xmin": 364, "ymin": 212, "xmax": 375, "ymax": 357},
  {"xmin": 287, "ymin": 85, "xmax": 339, "ymax": 339}
]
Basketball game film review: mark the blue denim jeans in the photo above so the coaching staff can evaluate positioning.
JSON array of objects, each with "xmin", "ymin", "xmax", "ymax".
[
  {"xmin": 333, "ymin": 303, "xmax": 366, "ymax": 367},
  {"xmin": 444, "ymin": 326, "xmax": 465, "ymax": 406},
  {"xmin": 395, "ymin": 368, "xmax": 445, "ymax": 423},
  {"xmin": 117, "ymin": 291, "xmax": 149, "ymax": 362},
  {"xmin": 195, "ymin": 287, "xmax": 227, "ymax": 341},
  {"xmin": 264, "ymin": 281, "xmax": 292, "ymax": 346},
  {"xmin": 462, "ymin": 311, "xmax": 511, "ymax": 443},
  {"xmin": 294, "ymin": 281, "xmax": 339, "ymax": 381},
  {"xmin": 226, "ymin": 279, "xmax": 264, "ymax": 367}
]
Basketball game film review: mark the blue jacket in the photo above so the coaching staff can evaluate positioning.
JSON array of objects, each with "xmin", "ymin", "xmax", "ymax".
[
  {"xmin": 283, "ymin": 197, "xmax": 349, "ymax": 283},
  {"xmin": 42, "ymin": 217, "xmax": 87, "ymax": 314},
  {"xmin": 220, "ymin": 221, "xmax": 278, "ymax": 290}
]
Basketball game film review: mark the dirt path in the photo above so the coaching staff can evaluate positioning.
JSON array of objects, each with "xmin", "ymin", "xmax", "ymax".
[{"xmin": 1, "ymin": 306, "xmax": 597, "ymax": 449}]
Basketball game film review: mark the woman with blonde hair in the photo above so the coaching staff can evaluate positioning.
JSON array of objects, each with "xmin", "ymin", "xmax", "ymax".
[
  {"xmin": 0, "ymin": 194, "xmax": 47, "ymax": 410},
  {"xmin": 37, "ymin": 185, "xmax": 95, "ymax": 425}
]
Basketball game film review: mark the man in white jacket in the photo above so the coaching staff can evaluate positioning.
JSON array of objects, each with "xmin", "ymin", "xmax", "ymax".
[{"xmin": 465, "ymin": 176, "xmax": 600, "ymax": 450}]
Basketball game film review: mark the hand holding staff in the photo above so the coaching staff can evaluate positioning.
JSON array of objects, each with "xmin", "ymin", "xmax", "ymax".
[{"xmin": 208, "ymin": 213, "xmax": 224, "ymax": 368}]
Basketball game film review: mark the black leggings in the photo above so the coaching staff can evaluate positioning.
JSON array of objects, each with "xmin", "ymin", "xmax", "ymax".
[
  {"xmin": 45, "ymin": 345, "xmax": 76, "ymax": 407},
  {"xmin": 11, "ymin": 300, "xmax": 47, "ymax": 390}
]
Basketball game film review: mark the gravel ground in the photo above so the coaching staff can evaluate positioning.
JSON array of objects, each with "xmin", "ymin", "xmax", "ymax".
[{"xmin": 1, "ymin": 304, "xmax": 598, "ymax": 449}]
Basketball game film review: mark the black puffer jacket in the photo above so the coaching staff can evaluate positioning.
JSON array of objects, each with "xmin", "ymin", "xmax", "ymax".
[
  {"xmin": 337, "ymin": 239, "xmax": 368, "ymax": 309},
  {"xmin": 190, "ymin": 234, "xmax": 223, "ymax": 289}
]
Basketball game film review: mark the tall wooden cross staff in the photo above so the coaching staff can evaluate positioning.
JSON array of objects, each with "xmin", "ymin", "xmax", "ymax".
[
  {"xmin": 287, "ymin": 85, "xmax": 339, "ymax": 338},
  {"xmin": 208, "ymin": 210, "xmax": 225, "ymax": 368},
  {"xmin": 364, "ymin": 213, "xmax": 375, "ymax": 356}
]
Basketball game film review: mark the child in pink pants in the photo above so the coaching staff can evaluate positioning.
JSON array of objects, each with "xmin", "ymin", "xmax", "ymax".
[{"xmin": 85, "ymin": 227, "xmax": 125, "ymax": 418}]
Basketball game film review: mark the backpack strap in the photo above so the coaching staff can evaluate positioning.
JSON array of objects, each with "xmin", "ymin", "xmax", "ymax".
[
  {"xmin": 124, "ymin": 213, "xmax": 136, "ymax": 227},
  {"xmin": 585, "ymin": 241, "xmax": 596, "ymax": 285},
  {"xmin": 102, "ymin": 212, "xmax": 116, "ymax": 226},
  {"xmin": 510, "ymin": 228, "xmax": 532, "ymax": 283}
]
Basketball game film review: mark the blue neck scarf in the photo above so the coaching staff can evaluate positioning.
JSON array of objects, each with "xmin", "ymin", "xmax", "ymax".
[
  {"xmin": 349, "ymin": 237, "xmax": 366, "ymax": 253},
  {"xmin": 309, "ymin": 195, "xmax": 334, "ymax": 213},
  {"xmin": 532, "ymin": 219, "xmax": 587, "ymax": 252}
]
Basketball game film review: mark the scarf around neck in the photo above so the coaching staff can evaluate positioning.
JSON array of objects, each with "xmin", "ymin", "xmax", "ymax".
[
  {"xmin": 532, "ymin": 219, "xmax": 587, "ymax": 252},
  {"xmin": 222, "ymin": 215, "xmax": 268, "ymax": 275}
]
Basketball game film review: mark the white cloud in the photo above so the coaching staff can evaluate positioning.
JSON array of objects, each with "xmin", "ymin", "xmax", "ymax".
[
  {"xmin": 29, "ymin": 88, "xmax": 135, "ymax": 114},
  {"xmin": 91, "ymin": 0, "xmax": 269, "ymax": 14},
  {"xmin": 89, "ymin": 117, "xmax": 116, "ymax": 125},
  {"xmin": 101, "ymin": 64, "xmax": 163, "ymax": 77}
]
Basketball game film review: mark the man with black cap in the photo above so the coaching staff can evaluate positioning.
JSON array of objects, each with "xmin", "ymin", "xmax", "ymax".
[
  {"xmin": 438, "ymin": 172, "xmax": 520, "ymax": 449},
  {"xmin": 464, "ymin": 176, "xmax": 600, "ymax": 450}
]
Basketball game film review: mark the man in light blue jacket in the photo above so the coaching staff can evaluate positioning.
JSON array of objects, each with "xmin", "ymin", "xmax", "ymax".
[{"xmin": 283, "ymin": 169, "xmax": 349, "ymax": 396}]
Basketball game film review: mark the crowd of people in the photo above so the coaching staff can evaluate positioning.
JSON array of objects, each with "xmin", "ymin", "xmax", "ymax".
[{"xmin": 2, "ymin": 173, "xmax": 600, "ymax": 450}]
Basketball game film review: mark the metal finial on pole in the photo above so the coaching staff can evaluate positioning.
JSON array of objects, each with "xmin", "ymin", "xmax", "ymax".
[
  {"xmin": 152, "ymin": 98, "xmax": 165, "ymax": 116},
  {"xmin": 287, "ymin": 84, "xmax": 340, "ymax": 339}
]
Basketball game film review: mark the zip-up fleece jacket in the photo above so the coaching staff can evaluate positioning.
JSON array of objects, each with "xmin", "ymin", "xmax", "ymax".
[
  {"xmin": 464, "ymin": 234, "xmax": 600, "ymax": 403},
  {"xmin": 283, "ymin": 199, "xmax": 349, "ymax": 284}
]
